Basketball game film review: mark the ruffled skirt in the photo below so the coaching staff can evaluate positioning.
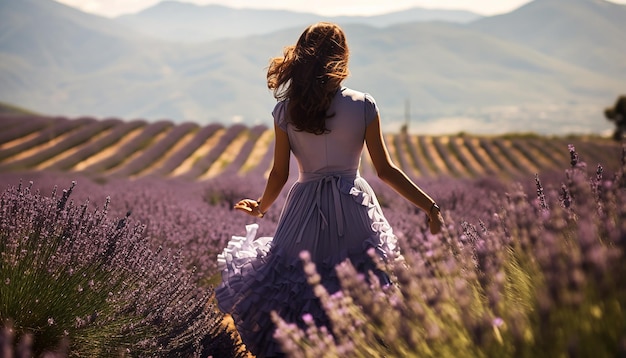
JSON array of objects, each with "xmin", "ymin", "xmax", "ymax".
[{"xmin": 215, "ymin": 174, "xmax": 399, "ymax": 357}]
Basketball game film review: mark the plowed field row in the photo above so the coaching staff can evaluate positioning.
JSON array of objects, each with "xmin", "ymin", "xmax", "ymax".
[{"xmin": 0, "ymin": 115, "xmax": 622, "ymax": 180}]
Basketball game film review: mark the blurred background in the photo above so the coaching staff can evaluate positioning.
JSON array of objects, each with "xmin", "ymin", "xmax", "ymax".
[{"xmin": 1, "ymin": 0, "xmax": 625, "ymax": 135}]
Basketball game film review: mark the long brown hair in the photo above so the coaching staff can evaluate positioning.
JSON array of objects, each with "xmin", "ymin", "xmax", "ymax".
[{"xmin": 267, "ymin": 22, "xmax": 350, "ymax": 134}]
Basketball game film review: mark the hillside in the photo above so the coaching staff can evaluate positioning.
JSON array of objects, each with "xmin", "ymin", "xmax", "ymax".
[
  {"xmin": 0, "ymin": 114, "xmax": 622, "ymax": 181},
  {"xmin": 0, "ymin": 0, "xmax": 624, "ymax": 134},
  {"xmin": 0, "ymin": 101, "xmax": 37, "ymax": 115},
  {"xmin": 470, "ymin": 0, "xmax": 626, "ymax": 76},
  {"xmin": 115, "ymin": 2, "xmax": 482, "ymax": 43}
]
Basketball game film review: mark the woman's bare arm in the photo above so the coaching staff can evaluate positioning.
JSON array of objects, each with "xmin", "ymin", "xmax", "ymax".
[
  {"xmin": 234, "ymin": 122, "xmax": 290, "ymax": 217},
  {"xmin": 365, "ymin": 115, "xmax": 443, "ymax": 234}
]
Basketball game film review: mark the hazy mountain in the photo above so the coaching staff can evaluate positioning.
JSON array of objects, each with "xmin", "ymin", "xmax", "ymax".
[
  {"xmin": 470, "ymin": 0, "xmax": 626, "ymax": 76},
  {"xmin": 0, "ymin": 0, "xmax": 623, "ymax": 134},
  {"xmin": 334, "ymin": 8, "xmax": 482, "ymax": 27},
  {"xmin": 115, "ymin": 1, "xmax": 482, "ymax": 43},
  {"xmin": 115, "ymin": 2, "xmax": 321, "ymax": 43}
]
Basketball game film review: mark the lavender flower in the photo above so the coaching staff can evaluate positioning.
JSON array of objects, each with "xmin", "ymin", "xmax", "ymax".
[{"xmin": 0, "ymin": 180, "xmax": 239, "ymax": 356}]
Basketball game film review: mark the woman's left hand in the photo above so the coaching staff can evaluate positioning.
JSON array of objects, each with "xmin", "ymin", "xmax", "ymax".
[
  {"xmin": 428, "ymin": 211, "xmax": 444, "ymax": 235},
  {"xmin": 234, "ymin": 199, "xmax": 264, "ymax": 218}
]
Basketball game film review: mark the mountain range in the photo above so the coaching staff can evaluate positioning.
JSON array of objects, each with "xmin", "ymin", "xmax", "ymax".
[
  {"xmin": 0, "ymin": 0, "xmax": 624, "ymax": 134},
  {"xmin": 115, "ymin": 1, "xmax": 482, "ymax": 43}
]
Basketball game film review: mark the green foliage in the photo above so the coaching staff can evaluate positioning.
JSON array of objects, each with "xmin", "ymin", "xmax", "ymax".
[
  {"xmin": 1, "ymin": 256, "xmax": 136, "ymax": 355},
  {"xmin": 0, "ymin": 181, "xmax": 225, "ymax": 356}
]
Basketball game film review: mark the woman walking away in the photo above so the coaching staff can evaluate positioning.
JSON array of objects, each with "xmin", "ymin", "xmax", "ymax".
[{"xmin": 215, "ymin": 22, "xmax": 445, "ymax": 357}]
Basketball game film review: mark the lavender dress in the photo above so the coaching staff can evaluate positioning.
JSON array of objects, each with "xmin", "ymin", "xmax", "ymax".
[{"xmin": 215, "ymin": 87, "xmax": 400, "ymax": 357}]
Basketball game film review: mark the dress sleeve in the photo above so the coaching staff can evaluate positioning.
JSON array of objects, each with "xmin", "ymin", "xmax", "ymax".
[
  {"xmin": 364, "ymin": 93, "xmax": 379, "ymax": 126},
  {"xmin": 272, "ymin": 101, "xmax": 288, "ymax": 132}
]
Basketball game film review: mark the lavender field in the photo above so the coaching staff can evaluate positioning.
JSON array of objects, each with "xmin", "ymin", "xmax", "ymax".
[{"xmin": 1, "ymin": 114, "xmax": 625, "ymax": 357}]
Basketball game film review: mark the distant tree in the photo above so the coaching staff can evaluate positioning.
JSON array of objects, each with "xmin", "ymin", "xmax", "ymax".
[{"xmin": 605, "ymin": 95, "xmax": 626, "ymax": 141}]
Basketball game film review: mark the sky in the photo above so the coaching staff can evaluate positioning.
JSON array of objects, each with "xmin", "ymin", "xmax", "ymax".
[{"xmin": 53, "ymin": 0, "xmax": 626, "ymax": 18}]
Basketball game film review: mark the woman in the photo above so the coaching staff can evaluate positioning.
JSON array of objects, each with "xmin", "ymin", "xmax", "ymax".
[{"xmin": 216, "ymin": 22, "xmax": 445, "ymax": 357}]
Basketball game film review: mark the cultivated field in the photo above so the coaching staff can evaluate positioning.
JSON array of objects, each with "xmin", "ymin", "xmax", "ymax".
[
  {"xmin": 0, "ymin": 114, "xmax": 622, "ymax": 180},
  {"xmin": 1, "ymin": 114, "xmax": 625, "ymax": 357}
]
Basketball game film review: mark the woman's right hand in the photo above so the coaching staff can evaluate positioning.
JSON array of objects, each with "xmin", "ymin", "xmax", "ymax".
[
  {"xmin": 428, "ymin": 209, "xmax": 444, "ymax": 235},
  {"xmin": 234, "ymin": 199, "xmax": 264, "ymax": 218}
]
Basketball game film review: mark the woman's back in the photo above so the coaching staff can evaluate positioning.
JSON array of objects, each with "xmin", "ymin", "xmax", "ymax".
[{"xmin": 274, "ymin": 87, "xmax": 378, "ymax": 177}]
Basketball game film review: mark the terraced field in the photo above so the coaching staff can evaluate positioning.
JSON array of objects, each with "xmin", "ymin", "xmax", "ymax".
[{"xmin": 1, "ymin": 114, "xmax": 622, "ymax": 180}]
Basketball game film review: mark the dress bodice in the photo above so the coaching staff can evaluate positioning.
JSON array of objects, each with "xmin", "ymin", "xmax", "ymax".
[{"xmin": 273, "ymin": 87, "xmax": 378, "ymax": 181}]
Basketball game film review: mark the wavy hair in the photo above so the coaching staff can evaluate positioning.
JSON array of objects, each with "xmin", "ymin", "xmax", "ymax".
[{"xmin": 267, "ymin": 22, "xmax": 350, "ymax": 134}]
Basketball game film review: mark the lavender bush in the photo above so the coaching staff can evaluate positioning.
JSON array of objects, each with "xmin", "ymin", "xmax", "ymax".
[
  {"xmin": 449, "ymin": 136, "xmax": 481, "ymax": 177},
  {"xmin": 0, "ymin": 117, "xmax": 92, "ymax": 162},
  {"xmin": 403, "ymin": 135, "xmax": 431, "ymax": 178},
  {"xmin": 112, "ymin": 122, "xmax": 199, "ymax": 177},
  {"xmin": 182, "ymin": 124, "xmax": 247, "ymax": 180},
  {"xmin": 0, "ymin": 180, "xmax": 243, "ymax": 357},
  {"xmin": 46, "ymin": 120, "xmax": 145, "ymax": 172},
  {"xmin": 524, "ymin": 137, "xmax": 565, "ymax": 169},
  {"xmin": 0, "ymin": 118, "xmax": 118, "ymax": 171},
  {"xmin": 463, "ymin": 137, "xmax": 498, "ymax": 177},
  {"xmin": 1, "ymin": 134, "xmax": 623, "ymax": 357},
  {"xmin": 0, "ymin": 115, "xmax": 48, "ymax": 145},
  {"xmin": 81, "ymin": 121, "xmax": 172, "ymax": 174},
  {"xmin": 221, "ymin": 125, "xmax": 268, "ymax": 176},
  {"xmin": 150, "ymin": 123, "xmax": 223, "ymax": 177},
  {"xmin": 273, "ymin": 146, "xmax": 626, "ymax": 357},
  {"xmin": 478, "ymin": 138, "xmax": 513, "ymax": 176},
  {"xmin": 417, "ymin": 136, "xmax": 444, "ymax": 176},
  {"xmin": 432, "ymin": 136, "xmax": 463, "ymax": 177}
]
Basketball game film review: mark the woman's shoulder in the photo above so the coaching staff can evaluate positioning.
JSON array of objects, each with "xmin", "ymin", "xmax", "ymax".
[
  {"xmin": 272, "ymin": 100, "xmax": 289, "ymax": 131},
  {"xmin": 337, "ymin": 87, "xmax": 379, "ymax": 125},
  {"xmin": 340, "ymin": 87, "xmax": 377, "ymax": 104}
]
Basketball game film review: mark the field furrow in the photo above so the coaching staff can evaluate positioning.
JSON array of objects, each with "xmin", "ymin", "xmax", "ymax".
[
  {"xmin": 0, "ymin": 117, "xmax": 93, "ymax": 162},
  {"xmin": 80, "ymin": 121, "xmax": 172, "ymax": 173},
  {"xmin": 0, "ymin": 118, "xmax": 111, "ymax": 170},
  {"xmin": 478, "ymin": 138, "xmax": 522, "ymax": 178},
  {"xmin": 0, "ymin": 132, "xmax": 41, "ymax": 152},
  {"xmin": 107, "ymin": 125, "xmax": 175, "ymax": 177},
  {"xmin": 406, "ymin": 135, "xmax": 434, "ymax": 178},
  {"xmin": 0, "ymin": 115, "xmax": 622, "ymax": 181},
  {"xmin": 127, "ymin": 122, "xmax": 200, "ymax": 178},
  {"xmin": 36, "ymin": 126, "xmax": 117, "ymax": 171},
  {"xmin": 418, "ymin": 136, "xmax": 446, "ymax": 176},
  {"xmin": 200, "ymin": 128, "xmax": 252, "ymax": 180},
  {"xmin": 527, "ymin": 137, "xmax": 569, "ymax": 169},
  {"xmin": 463, "ymin": 137, "xmax": 500, "ymax": 177},
  {"xmin": 182, "ymin": 125, "xmax": 243, "ymax": 179},
  {"xmin": 491, "ymin": 139, "xmax": 534, "ymax": 177},
  {"xmin": 217, "ymin": 124, "xmax": 267, "ymax": 176},
  {"xmin": 45, "ymin": 120, "xmax": 144, "ymax": 172},
  {"xmin": 239, "ymin": 128, "xmax": 274, "ymax": 176},
  {"xmin": 432, "ymin": 136, "xmax": 464, "ymax": 177},
  {"xmin": 154, "ymin": 123, "xmax": 223, "ymax": 177},
  {"xmin": 393, "ymin": 134, "xmax": 419, "ymax": 178},
  {"xmin": 72, "ymin": 123, "xmax": 146, "ymax": 172},
  {"xmin": 257, "ymin": 136, "xmax": 277, "ymax": 179},
  {"xmin": 170, "ymin": 127, "xmax": 226, "ymax": 177},
  {"xmin": 135, "ymin": 128, "xmax": 198, "ymax": 177},
  {"xmin": 450, "ymin": 136, "xmax": 483, "ymax": 177},
  {"xmin": 0, "ymin": 115, "xmax": 30, "ymax": 131},
  {"xmin": 508, "ymin": 139, "xmax": 547, "ymax": 174},
  {"xmin": 0, "ymin": 116, "xmax": 49, "ymax": 147},
  {"xmin": 184, "ymin": 124, "xmax": 246, "ymax": 179}
]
